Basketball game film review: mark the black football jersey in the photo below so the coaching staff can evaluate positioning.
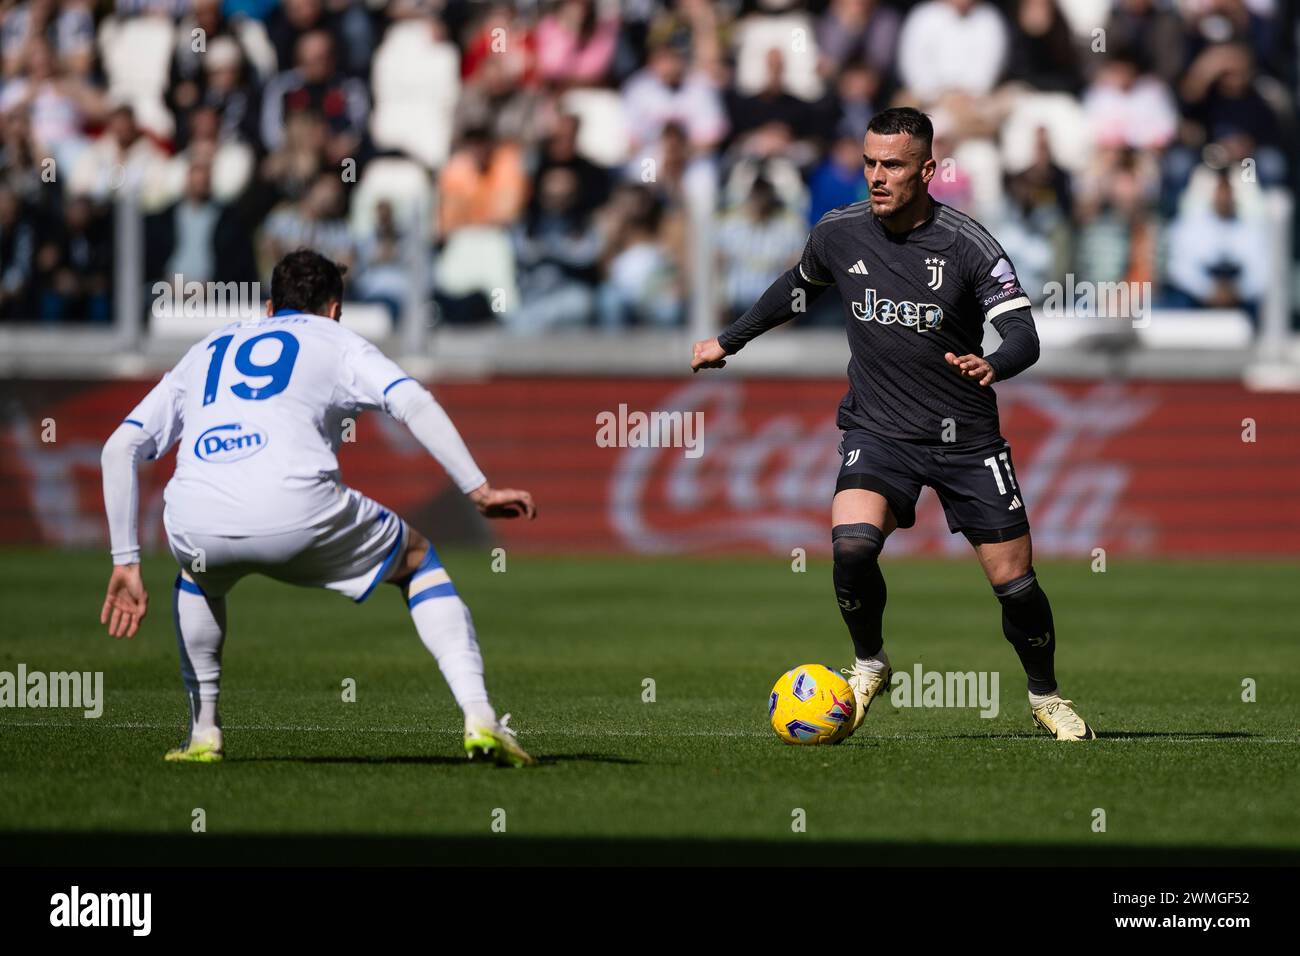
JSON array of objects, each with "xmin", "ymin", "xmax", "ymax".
[{"xmin": 722, "ymin": 198, "xmax": 1035, "ymax": 448}]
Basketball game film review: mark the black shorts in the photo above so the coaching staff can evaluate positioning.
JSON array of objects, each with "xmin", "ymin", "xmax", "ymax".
[{"xmin": 835, "ymin": 429, "xmax": 1030, "ymax": 544}]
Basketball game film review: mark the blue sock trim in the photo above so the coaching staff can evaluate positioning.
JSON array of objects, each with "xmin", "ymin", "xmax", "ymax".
[
  {"xmin": 355, "ymin": 519, "xmax": 406, "ymax": 604},
  {"xmin": 175, "ymin": 573, "xmax": 205, "ymax": 596},
  {"xmin": 393, "ymin": 540, "xmax": 442, "ymax": 589},
  {"xmin": 407, "ymin": 581, "xmax": 458, "ymax": 609},
  {"xmin": 383, "ymin": 376, "xmax": 415, "ymax": 397},
  {"xmin": 411, "ymin": 543, "xmax": 443, "ymax": 575},
  {"xmin": 124, "ymin": 418, "xmax": 144, "ymax": 428},
  {"xmin": 172, "ymin": 585, "xmax": 197, "ymax": 713}
]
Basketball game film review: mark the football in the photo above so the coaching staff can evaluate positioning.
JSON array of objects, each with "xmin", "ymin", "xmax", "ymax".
[{"xmin": 768, "ymin": 664, "xmax": 857, "ymax": 745}]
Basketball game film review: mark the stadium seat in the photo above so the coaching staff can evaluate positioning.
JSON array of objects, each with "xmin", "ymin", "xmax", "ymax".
[
  {"xmin": 1053, "ymin": 0, "xmax": 1113, "ymax": 40},
  {"xmin": 349, "ymin": 157, "xmax": 436, "ymax": 239},
  {"xmin": 950, "ymin": 137, "xmax": 1005, "ymax": 224},
  {"xmin": 732, "ymin": 13, "xmax": 823, "ymax": 102},
  {"xmin": 1000, "ymin": 92, "xmax": 1093, "ymax": 176},
  {"xmin": 721, "ymin": 156, "xmax": 807, "ymax": 213},
  {"xmin": 370, "ymin": 19, "xmax": 460, "ymax": 169},
  {"xmin": 97, "ymin": 15, "xmax": 176, "ymax": 137},
  {"xmin": 559, "ymin": 88, "xmax": 630, "ymax": 168},
  {"xmin": 1177, "ymin": 164, "xmax": 1267, "ymax": 220},
  {"xmin": 434, "ymin": 226, "xmax": 517, "ymax": 307},
  {"xmin": 161, "ymin": 142, "xmax": 255, "ymax": 205}
]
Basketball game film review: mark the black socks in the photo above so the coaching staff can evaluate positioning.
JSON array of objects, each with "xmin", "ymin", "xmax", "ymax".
[
  {"xmin": 833, "ymin": 525, "xmax": 1058, "ymax": 695},
  {"xmin": 831, "ymin": 523, "xmax": 887, "ymax": 659},
  {"xmin": 993, "ymin": 570, "xmax": 1057, "ymax": 695}
]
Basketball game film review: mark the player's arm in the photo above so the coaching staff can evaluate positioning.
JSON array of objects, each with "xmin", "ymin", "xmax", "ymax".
[
  {"xmin": 984, "ymin": 307, "xmax": 1040, "ymax": 381},
  {"xmin": 348, "ymin": 343, "xmax": 536, "ymax": 520},
  {"xmin": 99, "ymin": 371, "xmax": 185, "ymax": 638},
  {"xmin": 692, "ymin": 222, "xmax": 833, "ymax": 371},
  {"xmin": 100, "ymin": 425, "xmax": 153, "ymax": 638},
  {"xmin": 945, "ymin": 243, "xmax": 1038, "ymax": 387},
  {"xmin": 387, "ymin": 382, "xmax": 536, "ymax": 519}
]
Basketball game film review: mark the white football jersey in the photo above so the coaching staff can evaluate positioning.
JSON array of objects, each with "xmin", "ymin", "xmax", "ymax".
[{"xmin": 125, "ymin": 312, "xmax": 419, "ymax": 537}]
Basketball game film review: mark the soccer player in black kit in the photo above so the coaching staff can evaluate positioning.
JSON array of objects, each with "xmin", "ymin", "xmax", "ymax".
[{"xmin": 692, "ymin": 108, "xmax": 1095, "ymax": 741}]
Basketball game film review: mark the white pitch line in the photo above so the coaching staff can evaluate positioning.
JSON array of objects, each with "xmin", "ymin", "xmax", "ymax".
[{"xmin": 0, "ymin": 721, "xmax": 1296, "ymax": 744}]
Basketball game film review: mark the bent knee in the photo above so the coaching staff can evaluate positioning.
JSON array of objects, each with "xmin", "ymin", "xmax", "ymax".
[
  {"xmin": 832, "ymin": 523, "xmax": 885, "ymax": 567},
  {"xmin": 991, "ymin": 568, "xmax": 1038, "ymax": 600},
  {"xmin": 387, "ymin": 528, "xmax": 430, "ymax": 586}
]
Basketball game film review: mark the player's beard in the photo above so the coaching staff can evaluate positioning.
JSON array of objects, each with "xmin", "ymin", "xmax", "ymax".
[
  {"xmin": 869, "ymin": 193, "xmax": 896, "ymax": 217},
  {"xmin": 873, "ymin": 181, "xmax": 926, "ymax": 224},
  {"xmin": 870, "ymin": 189, "xmax": 905, "ymax": 220}
]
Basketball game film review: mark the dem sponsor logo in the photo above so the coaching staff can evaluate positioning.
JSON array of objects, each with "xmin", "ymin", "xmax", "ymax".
[{"xmin": 194, "ymin": 422, "xmax": 268, "ymax": 463}]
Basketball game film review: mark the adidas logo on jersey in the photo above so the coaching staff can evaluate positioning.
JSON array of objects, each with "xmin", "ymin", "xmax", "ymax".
[
  {"xmin": 847, "ymin": 260, "xmax": 869, "ymax": 275},
  {"xmin": 1008, "ymin": 495, "xmax": 1023, "ymax": 510}
]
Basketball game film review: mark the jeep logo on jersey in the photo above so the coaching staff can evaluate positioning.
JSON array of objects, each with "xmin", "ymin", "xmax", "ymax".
[
  {"xmin": 194, "ymin": 423, "xmax": 268, "ymax": 463},
  {"xmin": 851, "ymin": 287, "xmax": 943, "ymax": 332}
]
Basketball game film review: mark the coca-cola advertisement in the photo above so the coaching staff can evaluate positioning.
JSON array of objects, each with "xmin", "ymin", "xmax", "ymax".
[{"xmin": 3, "ymin": 376, "xmax": 1297, "ymax": 557}]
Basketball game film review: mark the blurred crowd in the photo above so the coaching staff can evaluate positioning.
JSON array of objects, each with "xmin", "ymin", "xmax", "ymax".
[{"xmin": 0, "ymin": 0, "xmax": 1293, "ymax": 330}]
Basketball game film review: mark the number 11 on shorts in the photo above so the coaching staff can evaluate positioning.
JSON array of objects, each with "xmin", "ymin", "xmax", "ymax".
[{"xmin": 983, "ymin": 451, "xmax": 1018, "ymax": 495}]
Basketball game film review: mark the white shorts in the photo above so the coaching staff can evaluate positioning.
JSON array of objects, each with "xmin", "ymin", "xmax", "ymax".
[{"xmin": 164, "ymin": 487, "xmax": 409, "ymax": 602}]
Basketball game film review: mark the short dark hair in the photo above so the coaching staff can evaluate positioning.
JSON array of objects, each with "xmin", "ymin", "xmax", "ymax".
[
  {"xmin": 270, "ymin": 249, "xmax": 346, "ymax": 315},
  {"xmin": 866, "ymin": 107, "xmax": 934, "ymax": 157}
]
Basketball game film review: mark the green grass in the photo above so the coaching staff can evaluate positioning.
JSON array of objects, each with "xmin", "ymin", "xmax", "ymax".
[{"xmin": 1, "ymin": 548, "xmax": 1297, "ymax": 865}]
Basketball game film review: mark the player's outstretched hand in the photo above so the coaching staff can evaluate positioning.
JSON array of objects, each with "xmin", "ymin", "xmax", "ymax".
[
  {"xmin": 100, "ymin": 564, "xmax": 148, "ymax": 639},
  {"xmin": 470, "ymin": 484, "xmax": 537, "ymax": 520},
  {"xmin": 691, "ymin": 337, "xmax": 727, "ymax": 373},
  {"xmin": 944, "ymin": 352, "xmax": 997, "ymax": 387}
]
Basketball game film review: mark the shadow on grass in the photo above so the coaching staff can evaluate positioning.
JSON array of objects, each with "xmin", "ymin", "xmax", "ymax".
[
  {"xmin": 235, "ymin": 752, "xmax": 641, "ymax": 766},
  {"xmin": 1094, "ymin": 731, "xmax": 1263, "ymax": 740},
  {"xmin": 3, "ymin": 832, "xmax": 1296, "ymax": 866},
  {"xmin": 898, "ymin": 731, "xmax": 1266, "ymax": 742},
  {"xmin": 237, "ymin": 755, "xmax": 472, "ymax": 766},
  {"xmin": 538, "ymin": 753, "xmax": 643, "ymax": 766}
]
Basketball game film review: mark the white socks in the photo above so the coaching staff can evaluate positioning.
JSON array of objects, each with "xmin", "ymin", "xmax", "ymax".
[
  {"xmin": 1029, "ymin": 688, "xmax": 1062, "ymax": 708},
  {"xmin": 408, "ymin": 594, "xmax": 496, "ymax": 730},
  {"xmin": 174, "ymin": 584, "xmax": 226, "ymax": 734},
  {"xmin": 175, "ymin": 563, "xmax": 498, "ymax": 738},
  {"xmin": 856, "ymin": 650, "xmax": 891, "ymax": 674}
]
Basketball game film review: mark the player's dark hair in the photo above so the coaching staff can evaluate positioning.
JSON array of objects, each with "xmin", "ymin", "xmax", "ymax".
[
  {"xmin": 270, "ymin": 249, "xmax": 346, "ymax": 315},
  {"xmin": 866, "ymin": 107, "xmax": 934, "ymax": 157}
]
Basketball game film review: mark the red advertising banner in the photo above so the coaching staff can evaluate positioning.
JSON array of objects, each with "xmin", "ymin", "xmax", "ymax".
[{"xmin": 2, "ymin": 377, "xmax": 1297, "ymax": 557}]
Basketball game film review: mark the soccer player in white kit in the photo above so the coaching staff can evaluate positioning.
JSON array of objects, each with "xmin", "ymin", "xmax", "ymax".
[{"xmin": 98, "ymin": 250, "xmax": 538, "ymax": 766}]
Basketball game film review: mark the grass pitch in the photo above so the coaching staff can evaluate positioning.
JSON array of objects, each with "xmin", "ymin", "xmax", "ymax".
[{"xmin": 1, "ymin": 548, "xmax": 1296, "ymax": 865}]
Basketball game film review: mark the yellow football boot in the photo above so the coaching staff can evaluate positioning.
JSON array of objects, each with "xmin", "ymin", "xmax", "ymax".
[
  {"xmin": 840, "ymin": 661, "xmax": 893, "ymax": 734},
  {"xmin": 464, "ymin": 714, "xmax": 537, "ymax": 768},
  {"xmin": 164, "ymin": 726, "xmax": 224, "ymax": 763},
  {"xmin": 1031, "ymin": 696, "xmax": 1097, "ymax": 741}
]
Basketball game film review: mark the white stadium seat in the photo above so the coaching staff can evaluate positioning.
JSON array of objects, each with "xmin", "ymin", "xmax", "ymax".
[
  {"xmin": 559, "ymin": 88, "xmax": 630, "ymax": 168},
  {"xmin": 349, "ymin": 156, "xmax": 435, "ymax": 239},
  {"xmin": 1000, "ymin": 92, "xmax": 1093, "ymax": 176},
  {"xmin": 732, "ymin": 14, "xmax": 823, "ymax": 103},
  {"xmin": 370, "ymin": 19, "xmax": 460, "ymax": 169},
  {"xmin": 434, "ymin": 226, "xmax": 517, "ymax": 306},
  {"xmin": 97, "ymin": 15, "xmax": 176, "ymax": 136}
]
